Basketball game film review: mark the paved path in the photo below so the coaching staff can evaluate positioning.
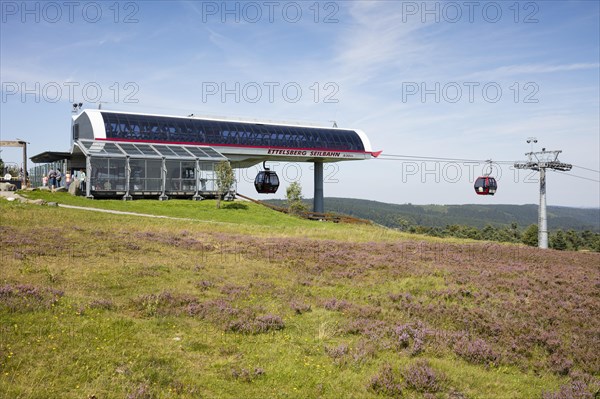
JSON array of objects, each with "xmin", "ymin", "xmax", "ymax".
[
  {"xmin": 0, "ymin": 190, "xmax": 24, "ymax": 201},
  {"xmin": 57, "ymin": 203, "xmax": 232, "ymax": 224}
]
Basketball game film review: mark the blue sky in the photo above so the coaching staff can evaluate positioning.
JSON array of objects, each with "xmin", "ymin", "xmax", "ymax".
[{"xmin": 1, "ymin": 1, "xmax": 599, "ymax": 208}]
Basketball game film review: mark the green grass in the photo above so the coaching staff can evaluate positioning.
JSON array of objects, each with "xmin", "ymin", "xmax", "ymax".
[
  {"xmin": 21, "ymin": 190, "xmax": 310, "ymax": 226},
  {"xmin": 0, "ymin": 198, "xmax": 584, "ymax": 398},
  {"xmin": 18, "ymin": 190, "xmax": 471, "ymax": 244}
]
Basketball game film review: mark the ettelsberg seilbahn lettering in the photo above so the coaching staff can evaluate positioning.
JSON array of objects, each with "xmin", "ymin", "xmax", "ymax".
[{"xmin": 267, "ymin": 149, "xmax": 342, "ymax": 157}]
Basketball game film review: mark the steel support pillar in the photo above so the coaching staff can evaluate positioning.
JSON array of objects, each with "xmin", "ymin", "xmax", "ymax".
[
  {"xmin": 313, "ymin": 161, "xmax": 324, "ymax": 213},
  {"xmin": 123, "ymin": 156, "xmax": 132, "ymax": 201},
  {"xmin": 85, "ymin": 156, "xmax": 93, "ymax": 199},
  {"xmin": 22, "ymin": 141, "xmax": 27, "ymax": 188},
  {"xmin": 159, "ymin": 157, "xmax": 168, "ymax": 201},
  {"xmin": 193, "ymin": 159, "xmax": 204, "ymax": 201},
  {"xmin": 538, "ymin": 168, "xmax": 548, "ymax": 249}
]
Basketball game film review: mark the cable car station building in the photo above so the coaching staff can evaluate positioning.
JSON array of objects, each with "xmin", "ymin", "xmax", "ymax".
[{"xmin": 31, "ymin": 109, "xmax": 379, "ymax": 212}]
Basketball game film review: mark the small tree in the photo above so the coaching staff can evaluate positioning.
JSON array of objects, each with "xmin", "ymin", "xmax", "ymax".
[
  {"xmin": 395, "ymin": 217, "xmax": 412, "ymax": 232},
  {"xmin": 522, "ymin": 224, "xmax": 538, "ymax": 247},
  {"xmin": 565, "ymin": 229, "xmax": 582, "ymax": 251},
  {"xmin": 550, "ymin": 230, "xmax": 567, "ymax": 251},
  {"xmin": 215, "ymin": 161, "xmax": 235, "ymax": 209},
  {"xmin": 286, "ymin": 181, "xmax": 307, "ymax": 215},
  {"xmin": 481, "ymin": 225, "xmax": 499, "ymax": 241}
]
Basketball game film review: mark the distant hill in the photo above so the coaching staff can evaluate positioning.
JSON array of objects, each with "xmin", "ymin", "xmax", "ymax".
[{"xmin": 265, "ymin": 198, "xmax": 600, "ymax": 232}]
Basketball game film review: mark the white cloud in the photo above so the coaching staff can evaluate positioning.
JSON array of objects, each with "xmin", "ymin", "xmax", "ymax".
[{"xmin": 463, "ymin": 62, "xmax": 600, "ymax": 80}]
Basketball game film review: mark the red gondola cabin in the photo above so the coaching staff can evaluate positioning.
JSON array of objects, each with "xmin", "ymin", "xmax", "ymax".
[{"xmin": 474, "ymin": 176, "xmax": 497, "ymax": 195}]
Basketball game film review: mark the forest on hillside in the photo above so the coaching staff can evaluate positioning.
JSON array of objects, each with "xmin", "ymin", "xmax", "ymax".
[{"xmin": 266, "ymin": 198, "xmax": 600, "ymax": 251}]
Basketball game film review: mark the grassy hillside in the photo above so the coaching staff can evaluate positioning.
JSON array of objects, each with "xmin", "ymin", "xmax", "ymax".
[
  {"xmin": 266, "ymin": 198, "xmax": 600, "ymax": 232},
  {"xmin": 1, "ymin": 196, "xmax": 599, "ymax": 398}
]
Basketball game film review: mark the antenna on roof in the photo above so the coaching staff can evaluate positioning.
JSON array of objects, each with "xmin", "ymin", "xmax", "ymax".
[{"xmin": 330, "ymin": 120, "xmax": 338, "ymax": 128}]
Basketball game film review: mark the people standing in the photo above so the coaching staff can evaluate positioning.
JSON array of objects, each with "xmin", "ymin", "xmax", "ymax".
[
  {"xmin": 56, "ymin": 169, "xmax": 62, "ymax": 188},
  {"xmin": 79, "ymin": 170, "xmax": 86, "ymax": 193},
  {"xmin": 65, "ymin": 171, "xmax": 71, "ymax": 188},
  {"xmin": 48, "ymin": 169, "xmax": 57, "ymax": 191}
]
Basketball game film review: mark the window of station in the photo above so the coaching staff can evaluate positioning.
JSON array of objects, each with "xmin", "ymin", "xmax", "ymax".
[
  {"xmin": 129, "ymin": 159, "xmax": 162, "ymax": 191},
  {"xmin": 163, "ymin": 160, "xmax": 197, "ymax": 191},
  {"xmin": 137, "ymin": 145, "xmax": 161, "ymax": 157},
  {"xmin": 202, "ymin": 148, "xmax": 223, "ymax": 158},
  {"xmin": 153, "ymin": 146, "xmax": 176, "ymax": 157},
  {"xmin": 185, "ymin": 147, "xmax": 209, "ymax": 158},
  {"xmin": 89, "ymin": 157, "xmax": 127, "ymax": 191},
  {"xmin": 90, "ymin": 142, "xmax": 123, "ymax": 156},
  {"xmin": 100, "ymin": 113, "xmax": 365, "ymax": 151},
  {"xmin": 170, "ymin": 146, "xmax": 195, "ymax": 157},
  {"xmin": 117, "ymin": 143, "xmax": 144, "ymax": 156}
]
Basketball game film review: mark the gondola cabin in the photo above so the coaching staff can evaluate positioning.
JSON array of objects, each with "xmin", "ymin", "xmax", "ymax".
[
  {"xmin": 474, "ymin": 176, "xmax": 497, "ymax": 195},
  {"xmin": 254, "ymin": 170, "xmax": 279, "ymax": 194}
]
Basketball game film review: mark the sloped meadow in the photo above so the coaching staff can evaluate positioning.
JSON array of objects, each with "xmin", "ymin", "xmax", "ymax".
[{"xmin": 1, "ymin": 200, "xmax": 598, "ymax": 398}]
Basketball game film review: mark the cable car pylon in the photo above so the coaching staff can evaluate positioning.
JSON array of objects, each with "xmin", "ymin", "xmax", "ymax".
[{"xmin": 514, "ymin": 146, "xmax": 572, "ymax": 249}]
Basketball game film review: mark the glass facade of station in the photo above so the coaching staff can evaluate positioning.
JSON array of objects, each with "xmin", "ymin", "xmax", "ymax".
[
  {"xmin": 74, "ymin": 139, "xmax": 229, "ymax": 200},
  {"xmin": 100, "ymin": 112, "xmax": 365, "ymax": 151}
]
